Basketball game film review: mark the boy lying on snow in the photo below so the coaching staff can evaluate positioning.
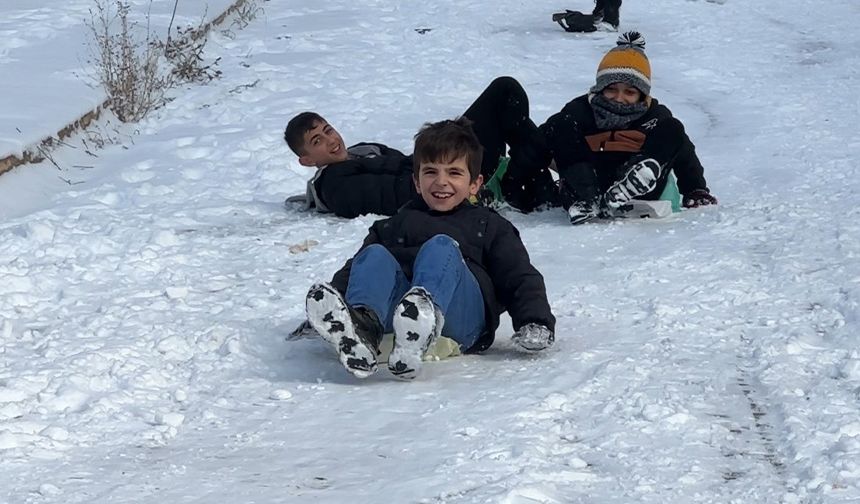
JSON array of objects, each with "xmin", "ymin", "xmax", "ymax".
[
  {"xmin": 541, "ymin": 31, "xmax": 718, "ymax": 225},
  {"xmin": 283, "ymin": 77, "xmax": 557, "ymax": 218},
  {"xmin": 303, "ymin": 118, "xmax": 556, "ymax": 380}
]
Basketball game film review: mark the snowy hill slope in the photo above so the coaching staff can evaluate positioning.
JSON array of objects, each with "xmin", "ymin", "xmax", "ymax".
[{"xmin": 1, "ymin": 0, "xmax": 859, "ymax": 502}]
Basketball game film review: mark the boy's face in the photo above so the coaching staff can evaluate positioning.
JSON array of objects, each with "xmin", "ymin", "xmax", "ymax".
[
  {"xmin": 298, "ymin": 120, "xmax": 348, "ymax": 167},
  {"xmin": 414, "ymin": 155, "xmax": 483, "ymax": 212},
  {"xmin": 601, "ymin": 82, "xmax": 643, "ymax": 105}
]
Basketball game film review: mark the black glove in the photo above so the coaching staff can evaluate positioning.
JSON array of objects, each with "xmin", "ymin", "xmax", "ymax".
[
  {"xmin": 682, "ymin": 189, "xmax": 718, "ymax": 208},
  {"xmin": 512, "ymin": 323, "xmax": 555, "ymax": 352}
]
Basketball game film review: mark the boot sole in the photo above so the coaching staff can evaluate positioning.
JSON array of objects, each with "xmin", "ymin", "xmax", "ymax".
[
  {"xmin": 605, "ymin": 158, "xmax": 660, "ymax": 208},
  {"xmin": 306, "ymin": 283, "xmax": 378, "ymax": 378},
  {"xmin": 389, "ymin": 288, "xmax": 440, "ymax": 380}
]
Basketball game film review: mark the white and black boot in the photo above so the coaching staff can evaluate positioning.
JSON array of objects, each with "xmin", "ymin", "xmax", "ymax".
[
  {"xmin": 567, "ymin": 199, "xmax": 600, "ymax": 225},
  {"xmin": 389, "ymin": 287, "xmax": 444, "ymax": 380},
  {"xmin": 603, "ymin": 157, "xmax": 662, "ymax": 209},
  {"xmin": 306, "ymin": 283, "xmax": 381, "ymax": 378}
]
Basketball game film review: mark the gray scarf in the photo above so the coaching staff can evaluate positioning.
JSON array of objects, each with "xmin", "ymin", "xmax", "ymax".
[{"xmin": 590, "ymin": 93, "xmax": 648, "ymax": 130}]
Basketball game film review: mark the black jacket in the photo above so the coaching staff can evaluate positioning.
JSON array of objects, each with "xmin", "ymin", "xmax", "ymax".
[
  {"xmin": 541, "ymin": 95, "xmax": 709, "ymax": 196},
  {"xmin": 314, "ymin": 143, "xmax": 418, "ymax": 218},
  {"xmin": 330, "ymin": 200, "xmax": 555, "ymax": 351}
]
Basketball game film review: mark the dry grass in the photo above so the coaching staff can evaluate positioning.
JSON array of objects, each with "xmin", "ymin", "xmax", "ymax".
[
  {"xmin": 86, "ymin": 0, "xmax": 170, "ymax": 122},
  {"xmin": 86, "ymin": 0, "xmax": 225, "ymax": 123}
]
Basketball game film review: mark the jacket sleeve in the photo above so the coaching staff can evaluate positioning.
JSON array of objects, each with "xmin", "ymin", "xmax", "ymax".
[
  {"xmin": 641, "ymin": 106, "xmax": 709, "ymax": 195},
  {"xmin": 484, "ymin": 216, "xmax": 556, "ymax": 332},
  {"xmin": 672, "ymin": 132, "xmax": 709, "ymax": 195},
  {"xmin": 315, "ymin": 160, "xmax": 416, "ymax": 218},
  {"xmin": 330, "ymin": 224, "xmax": 383, "ymax": 295}
]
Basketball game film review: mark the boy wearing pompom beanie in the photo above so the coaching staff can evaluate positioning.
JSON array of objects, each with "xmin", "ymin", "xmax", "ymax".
[{"xmin": 541, "ymin": 32, "xmax": 717, "ymax": 225}]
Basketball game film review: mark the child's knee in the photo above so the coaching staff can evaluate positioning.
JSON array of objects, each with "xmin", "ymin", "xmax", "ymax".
[
  {"xmin": 425, "ymin": 234, "xmax": 459, "ymax": 250},
  {"xmin": 489, "ymin": 76, "xmax": 523, "ymax": 95},
  {"xmin": 354, "ymin": 243, "xmax": 397, "ymax": 265},
  {"xmin": 416, "ymin": 234, "xmax": 462, "ymax": 260},
  {"xmin": 491, "ymin": 75, "xmax": 516, "ymax": 86},
  {"xmin": 362, "ymin": 243, "xmax": 389, "ymax": 255}
]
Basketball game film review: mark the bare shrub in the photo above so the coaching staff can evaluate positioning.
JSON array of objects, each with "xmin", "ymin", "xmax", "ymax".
[
  {"xmin": 86, "ymin": 0, "xmax": 224, "ymax": 123},
  {"xmin": 232, "ymin": 0, "xmax": 263, "ymax": 30},
  {"xmin": 221, "ymin": 0, "xmax": 263, "ymax": 39},
  {"xmin": 86, "ymin": 0, "xmax": 171, "ymax": 123},
  {"xmin": 163, "ymin": 22, "xmax": 222, "ymax": 84}
]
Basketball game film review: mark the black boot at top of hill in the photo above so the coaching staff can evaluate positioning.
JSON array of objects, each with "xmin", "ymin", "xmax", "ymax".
[{"xmin": 553, "ymin": 0, "xmax": 622, "ymax": 33}]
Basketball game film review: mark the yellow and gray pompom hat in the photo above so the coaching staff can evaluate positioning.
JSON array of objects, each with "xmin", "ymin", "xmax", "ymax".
[{"xmin": 590, "ymin": 31, "xmax": 652, "ymax": 100}]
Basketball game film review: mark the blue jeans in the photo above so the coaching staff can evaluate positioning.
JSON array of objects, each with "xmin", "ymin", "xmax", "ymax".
[{"xmin": 345, "ymin": 234, "xmax": 486, "ymax": 350}]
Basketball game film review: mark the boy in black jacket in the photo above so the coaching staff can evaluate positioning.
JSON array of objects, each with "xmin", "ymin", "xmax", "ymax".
[
  {"xmin": 303, "ymin": 118, "xmax": 556, "ymax": 380},
  {"xmin": 284, "ymin": 77, "xmax": 556, "ymax": 218},
  {"xmin": 541, "ymin": 32, "xmax": 718, "ymax": 225}
]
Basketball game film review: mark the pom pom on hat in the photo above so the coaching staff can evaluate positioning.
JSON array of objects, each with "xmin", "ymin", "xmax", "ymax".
[
  {"xmin": 617, "ymin": 31, "xmax": 645, "ymax": 49},
  {"xmin": 591, "ymin": 31, "xmax": 652, "ymax": 98}
]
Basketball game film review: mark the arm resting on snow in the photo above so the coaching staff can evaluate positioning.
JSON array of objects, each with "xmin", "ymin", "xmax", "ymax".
[{"xmin": 484, "ymin": 218, "xmax": 556, "ymax": 332}]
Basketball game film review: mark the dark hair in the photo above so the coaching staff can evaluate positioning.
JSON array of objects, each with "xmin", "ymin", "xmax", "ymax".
[
  {"xmin": 413, "ymin": 117, "xmax": 483, "ymax": 181},
  {"xmin": 284, "ymin": 112, "xmax": 326, "ymax": 155}
]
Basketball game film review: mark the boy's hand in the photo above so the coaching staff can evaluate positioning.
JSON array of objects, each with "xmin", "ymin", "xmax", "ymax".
[
  {"xmin": 683, "ymin": 189, "xmax": 718, "ymax": 208},
  {"xmin": 512, "ymin": 323, "xmax": 555, "ymax": 352}
]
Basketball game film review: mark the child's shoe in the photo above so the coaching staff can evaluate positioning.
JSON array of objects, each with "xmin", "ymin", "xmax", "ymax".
[
  {"xmin": 592, "ymin": 0, "xmax": 621, "ymax": 30},
  {"xmin": 389, "ymin": 287, "xmax": 444, "ymax": 380},
  {"xmin": 567, "ymin": 199, "xmax": 600, "ymax": 225},
  {"xmin": 306, "ymin": 283, "xmax": 382, "ymax": 378},
  {"xmin": 603, "ymin": 157, "xmax": 662, "ymax": 209},
  {"xmin": 594, "ymin": 20, "xmax": 619, "ymax": 32}
]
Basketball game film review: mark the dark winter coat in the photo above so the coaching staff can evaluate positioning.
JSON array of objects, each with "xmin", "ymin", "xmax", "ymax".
[
  {"xmin": 330, "ymin": 200, "xmax": 556, "ymax": 352},
  {"xmin": 540, "ymin": 94, "xmax": 709, "ymax": 196},
  {"xmin": 314, "ymin": 142, "xmax": 418, "ymax": 218}
]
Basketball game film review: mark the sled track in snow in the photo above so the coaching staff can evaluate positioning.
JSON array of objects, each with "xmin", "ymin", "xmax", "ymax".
[
  {"xmin": 735, "ymin": 366, "xmax": 787, "ymax": 480},
  {"xmin": 715, "ymin": 335, "xmax": 798, "ymax": 501}
]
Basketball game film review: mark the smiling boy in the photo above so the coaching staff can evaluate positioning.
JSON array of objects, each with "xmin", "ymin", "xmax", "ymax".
[
  {"xmin": 541, "ymin": 32, "xmax": 717, "ymax": 224},
  {"xmin": 284, "ymin": 112, "xmax": 417, "ymax": 217},
  {"xmin": 294, "ymin": 117, "xmax": 349, "ymax": 166},
  {"xmin": 303, "ymin": 118, "xmax": 556, "ymax": 380}
]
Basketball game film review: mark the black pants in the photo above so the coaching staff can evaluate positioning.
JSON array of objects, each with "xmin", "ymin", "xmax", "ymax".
[
  {"xmin": 462, "ymin": 77, "xmax": 557, "ymax": 212},
  {"xmin": 593, "ymin": 0, "xmax": 622, "ymax": 26}
]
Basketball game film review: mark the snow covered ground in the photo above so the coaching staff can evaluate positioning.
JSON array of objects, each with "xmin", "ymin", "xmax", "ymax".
[{"xmin": 2, "ymin": 0, "xmax": 860, "ymax": 502}]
